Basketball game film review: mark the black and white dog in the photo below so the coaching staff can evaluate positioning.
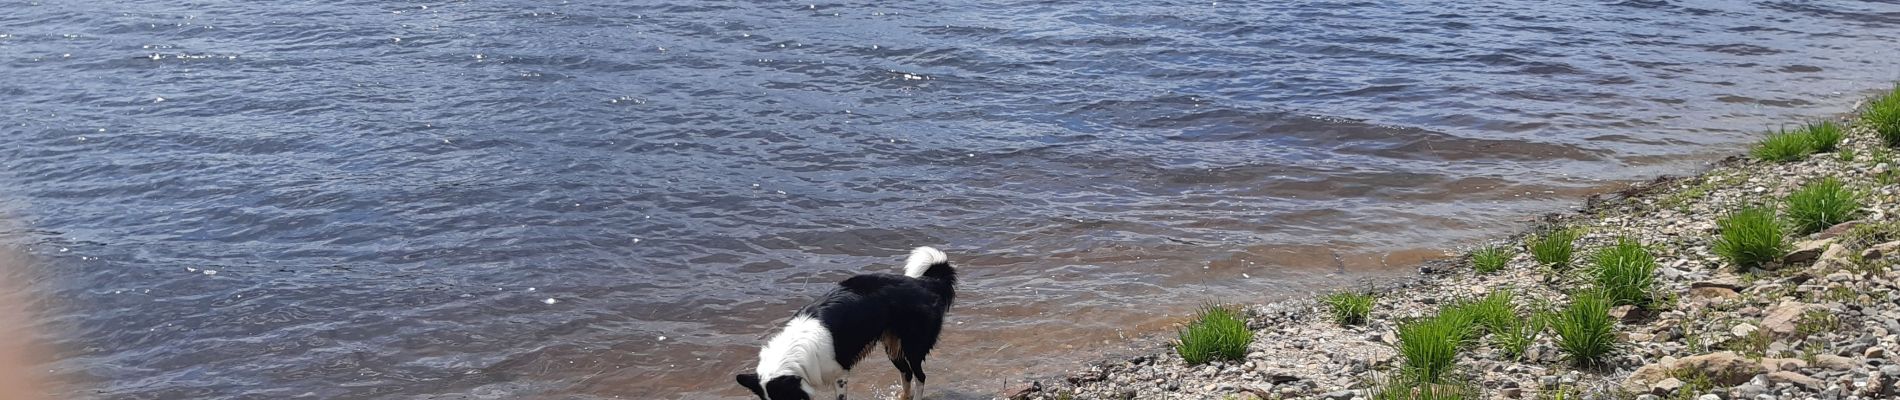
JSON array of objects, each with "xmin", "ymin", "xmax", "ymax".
[{"xmin": 736, "ymin": 247, "xmax": 957, "ymax": 400}]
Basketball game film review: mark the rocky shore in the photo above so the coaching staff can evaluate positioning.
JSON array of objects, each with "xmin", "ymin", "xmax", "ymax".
[{"xmin": 1001, "ymin": 93, "xmax": 1900, "ymax": 400}]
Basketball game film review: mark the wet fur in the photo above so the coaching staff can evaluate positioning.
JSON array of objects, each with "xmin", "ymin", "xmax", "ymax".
[{"xmin": 738, "ymin": 247, "xmax": 957, "ymax": 400}]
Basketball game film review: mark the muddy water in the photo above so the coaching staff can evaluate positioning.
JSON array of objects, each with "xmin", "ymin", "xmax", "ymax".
[{"xmin": 4, "ymin": 0, "xmax": 1900, "ymax": 398}]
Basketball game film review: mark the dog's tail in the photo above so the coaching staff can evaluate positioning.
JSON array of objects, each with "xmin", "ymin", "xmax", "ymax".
[{"xmin": 901, "ymin": 246, "xmax": 953, "ymax": 281}]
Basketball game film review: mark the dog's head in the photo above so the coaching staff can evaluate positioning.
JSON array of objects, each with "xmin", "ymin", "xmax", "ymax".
[{"xmin": 735, "ymin": 373, "xmax": 811, "ymax": 400}]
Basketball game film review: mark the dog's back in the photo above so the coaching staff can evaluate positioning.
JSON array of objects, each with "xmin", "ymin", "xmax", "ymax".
[{"xmin": 738, "ymin": 247, "xmax": 957, "ymax": 400}]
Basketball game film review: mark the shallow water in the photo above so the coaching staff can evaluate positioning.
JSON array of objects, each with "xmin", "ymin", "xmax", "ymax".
[{"xmin": 3, "ymin": 0, "xmax": 1900, "ymax": 398}]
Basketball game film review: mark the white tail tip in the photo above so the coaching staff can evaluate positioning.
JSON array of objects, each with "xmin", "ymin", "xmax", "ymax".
[{"xmin": 902, "ymin": 246, "xmax": 947, "ymax": 278}]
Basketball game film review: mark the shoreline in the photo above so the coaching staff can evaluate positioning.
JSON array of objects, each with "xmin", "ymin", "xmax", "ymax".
[{"xmin": 1000, "ymin": 89, "xmax": 1900, "ymax": 400}]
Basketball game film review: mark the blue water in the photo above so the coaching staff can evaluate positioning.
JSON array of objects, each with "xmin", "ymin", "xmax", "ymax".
[{"xmin": 3, "ymin": 0, "xmax": 1898, "ymax": 398}]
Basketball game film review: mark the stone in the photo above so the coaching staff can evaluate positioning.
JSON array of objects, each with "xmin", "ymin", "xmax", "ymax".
[
  {"xmin": 1321, "ymin": 390, "xmax": 1354, "ymax": 400},
  {"xmin": 1761, "ymin": 301, "xmax": 1817, "ymax": 337},
  {"xmin": 1696, "ymin": 394, "xmax": 1721, "ymax": 400},
  {"xmin": 1819, "ymin": 243, "xmax": 1854, "ymax": 269},
  {"xmin": 1540, "ymin": 375, "xmax": 1560, "ymax": 389},
  {"xmin": 1766, "ymin": 371, "xmax": 1824, "ymax": 389},
  {"xmin": 1759, "ymin": 358, "xmax": 1806, "ymax": 372},
  {"xmin": 1693, "ymin": 277, "xmax": 1747, "ymax": 291},
  {"xmin": 1813, "ymin": 354, "xmax": 1863, "ymax": 371},
  {"xmin": 1651, "ymin": 377, "xmax": 1684, "ymax": 395},
  {"xmin": 1827, "ymin": 271, "xmax": 1854, "ymax": 283},
  {"xmin": 1786, "ymin": 239, "xmax": 1835, "ymax": 263},
  {"xmin": 1675, "ymin": 351, "xmax": 1768, "ymax": 386},
  {"xmin": 1688, "ymin": 287, "xmax": 1740, "ymax": 302},
  {"xmin": 1867, "ymin": 241, "xmax": 1900, "ymax": 260},
  {"xmin": 1817, "ymin": 221, "xmax": 1863, "ymax": 239},
  {"xmin": 1624, "ymin": 363, "xmax": 1674, "ymax": 393},
  {"xmin": 1613, "ymin": 305, "xmax": 1651, "ymax": 323},
  {"xmin": 1868, "ymin": 347, "xmax": 1887, "ymax": 359},
  {"xmin": 1004, "ymin": 381, "xmax": 1043, "ymax": 400},
  {"xmin": 1731, "ymin": 323, "xmax": 1759, "ymax": 338}
]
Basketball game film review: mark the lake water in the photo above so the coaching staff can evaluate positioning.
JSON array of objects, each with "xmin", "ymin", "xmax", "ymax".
[{"xmin": 3, "ymin": 0, "xmax": 1899, "ymax": 398}]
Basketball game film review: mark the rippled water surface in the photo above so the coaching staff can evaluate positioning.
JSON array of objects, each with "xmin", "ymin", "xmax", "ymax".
[{"xmin": 5, "ymin": 0, "xmax": 1900, "ymax": 398}]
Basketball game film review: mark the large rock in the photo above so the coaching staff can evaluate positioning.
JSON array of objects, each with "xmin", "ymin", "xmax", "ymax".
[
  {"xmin": 1816, "ymin": 221, "xmax": 1862, "ymax": 239},
  {"xmin": 1866, "ymin": 241, "xmax": 1900, "ymax": 260},
  {"xmin": 1817, "ymin": 243, "xmax": 1855, "ymax": 269},
  {"xmin": 1623, "ymin": 352, "xmax": 1768, "ymax": 393},
  {"xmin": 1622, "ymin": 363, "xmax": 1674, "ymax": 393},
  {"xmin": 1785, "ymin": 239, "xmax": 1834, "ymax": 264},
  {"xmin": 1760, "ymin": 301, "xmax": 1817, "ymax": 337},
  {"xmin": 1766, "ymin": 371, "xmax": 1823, "ymax": 389},
  {"xmin": 1673, "ymin": 352, "xmax": 1767, "ymax": 386},
  {"xmin": 1813, "ymin": 354, "xmax": 1863, "ymax": 371},
  {"xmin": 1759, "ymin": 357, "xmax": 1806, "ymax": 372},
  {"xmin": 1650, "ymin": 377, "xmax": 1683, "ymax": 395}
]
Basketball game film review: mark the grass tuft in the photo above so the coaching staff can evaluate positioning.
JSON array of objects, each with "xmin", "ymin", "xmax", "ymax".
[
  {"xmin": 1549, "ymin": 290, "xmax": 1617, "ymax": 367},
  {"xmin": 1321, "ymin": 291, "xmax": 1376, "ymax": 326},
  {"xmin": 1470, "ymin": 245, "xmax": 1512, "ymax": 274},
  {"xmin": 1591, "ymin": 237, "xmax": 1658, "ymax": 307},
  {"xmin": 1175, "ymin": 305, "xmax": 1252, "ymax": 365},
  {"xmin": 1526, "ymin": 228, "xmax": 1583, "ymax": 269},
  {"xmin": 1868, "ymin": 85, "xmax": 1900, "ymax": 147},
  {"xmin": 1751, "ymin": 128, "xmax": 1814, "ymax": 163},
  {"xmin": 1397, "ymin": 313, "xmax": 1467, "ymax": 383},
  {"xmin": 1785, "ymin": 177, "xmax": 1861, "ymax": 235},
  {"xmin": 1457, "ymin": 290, "xmax": 1518, "ymax": 335},
  {"xmin": 1803, "ymin": 120, "xmax": 1844, "ymax": 153},
  {"xmin": 1712, "ymin": 206, "xmax": 1788, "ymax": 269},
  {"xmin": 1494, "ymin": 312, "xmax": 1545, "ymax": 361},
  {"xmin": 1366, "ymin": 374, "xmax": 1482, "ymax": 400}
]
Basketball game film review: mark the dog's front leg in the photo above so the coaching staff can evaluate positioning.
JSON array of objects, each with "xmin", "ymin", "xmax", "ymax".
[{"xmin": 834, "ymin": 378, "xmax": 847, "ymax": 400}]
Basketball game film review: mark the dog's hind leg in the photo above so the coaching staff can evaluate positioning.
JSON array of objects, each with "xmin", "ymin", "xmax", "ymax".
[{"xmin": 881, "ymin": 334, "xmax": 913, "ymax": 400}]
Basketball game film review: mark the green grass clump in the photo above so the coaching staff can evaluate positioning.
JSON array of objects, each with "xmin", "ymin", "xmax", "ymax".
[
  {"xmin": 1175, "ymin": 305, "xmax": 1252, "ymax": 365},
  {"xmin": 1751, "ymin": 128, "xmax": 1815, "ymax": 163},
  {"xmin": 1549, "ymin": 291, "xmax": 1617, "ymax": 367},
  {"xmin": 1397, "ymin": 313, "xmax": 1469, "ymax": 383},
  {"xmin": 1868, "ymin": 85, "xmax": 1900, "ymax": 147},
  {"xmin": 1321, "ymin": 291, "xmax": 1376, "ymax": 326},
  {"xmin": 1803, "ymin": 120, "xmax": 1844, "ymax": 153},
  {"xmin": 1470, "ymin": 245, "xmax": 1512, "ymax": 274},
  {"xmin": 1526, "ymin": 228, "xmax": 1583, "ymax": 269},
  {"xmin": 1785, "ymin": 177, "xmax": 1861, "ymax": 235},
  {"xmin": 1366, "ymin": 374, "xmax": 1482, "ymax": 400},
  {"xmin": 1713, "ymin": 206, "xmax": 1789, "ymax": 269},
  {"xmin": 1457, "ymin": 290, "xmax": 1518, "ymax": 334},
  {"xmin": 1494, "ymin": 312, "xmax": 1546, "ymax": 361},
  {"xmin": 1591, "ymin": 237, "xmax": 1658, "ymax": 307}
]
